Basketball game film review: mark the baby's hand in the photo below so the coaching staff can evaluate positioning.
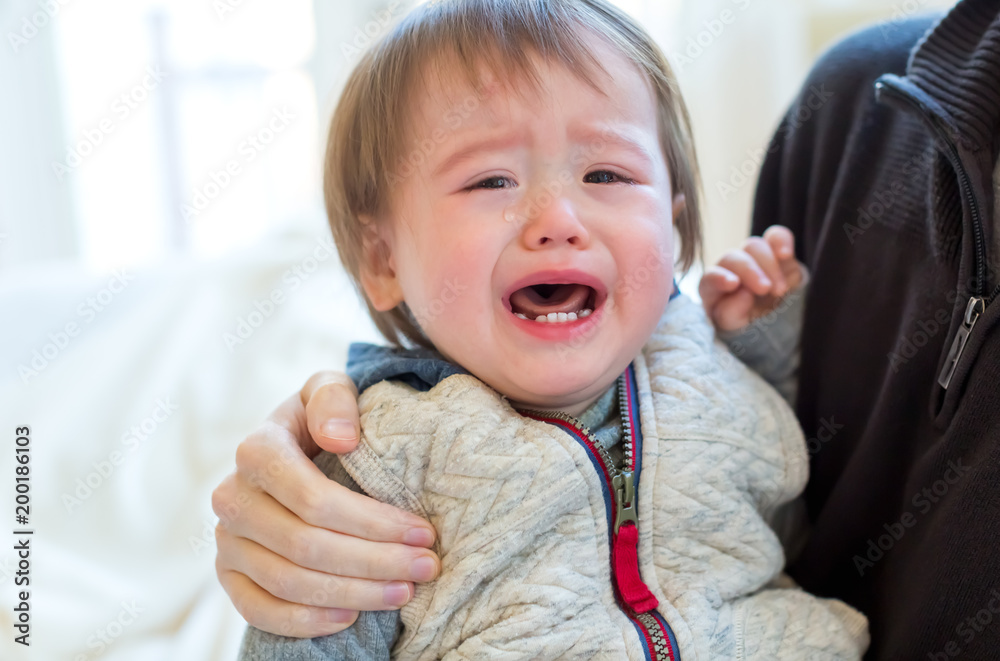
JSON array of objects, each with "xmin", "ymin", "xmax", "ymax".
[{"xmin": 699, "ymin": 225, "xmax": 806, "ymax": 332}]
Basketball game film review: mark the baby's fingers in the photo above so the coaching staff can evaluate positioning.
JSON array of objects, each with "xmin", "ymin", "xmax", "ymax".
[
  {"xmin": 742, "ymin": 237, "xmax": 787, "ymax": 297},
  {"xmin": 717, "ymin": 250, "xmax": 774, "ymax": 297},
  {"xmin": 762, "ymin": 225, "xmax": 795, "ymax": 260},
  {"xmin": 712, "ymin": 288, "xmax": 756, "ymax": 332},
  {"xmin": 699, "ymin": 266, "xmax": 740, "ymax": 312},
  {"xmin": 762, "ymin": 226, "xmax": 804, "ymax": 291}
]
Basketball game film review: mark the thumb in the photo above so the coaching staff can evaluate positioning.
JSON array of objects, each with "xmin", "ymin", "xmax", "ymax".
[{"xmin": 301, "ymin": 372, "xmax": 362, "ymax": 454}]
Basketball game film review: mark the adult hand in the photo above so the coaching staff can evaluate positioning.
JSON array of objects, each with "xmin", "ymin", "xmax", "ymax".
[{"xmin": 213, "ymin": 372, "xmax": 440, "ymax": 637}]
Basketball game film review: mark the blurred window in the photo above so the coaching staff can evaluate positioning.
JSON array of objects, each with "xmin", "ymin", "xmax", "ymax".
[{"xmin": 54, "ymin": 0, "xmax": 320, "ymax": 271}]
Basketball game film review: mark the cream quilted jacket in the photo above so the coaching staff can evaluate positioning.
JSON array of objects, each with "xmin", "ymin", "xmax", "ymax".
[{"xmin": 334, "ymin": 295, "xmax": 868, "ymax": 660}]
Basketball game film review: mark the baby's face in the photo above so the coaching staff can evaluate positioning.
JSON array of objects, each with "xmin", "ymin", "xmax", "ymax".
[{"xmin": 363, "ymin": 42, "xmax": 681, "ymax": 415}]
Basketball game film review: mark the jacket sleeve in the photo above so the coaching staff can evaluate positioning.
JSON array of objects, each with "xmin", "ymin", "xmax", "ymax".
[
  {"xmin": 236, "ymin": 453, "xmax": 402, "ymax": 661},
  {"xmin": 716, "ymin": 279, "xmax": 808, "ymax": 406},
  {"xmin": 719, "ymin": 586, "xmax": 869, "ymax": 660}
]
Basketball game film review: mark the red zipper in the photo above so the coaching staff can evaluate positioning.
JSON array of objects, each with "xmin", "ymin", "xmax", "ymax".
[{"xmin": 520, "ymin": 370, "xmax": 678, "ymax": 661}]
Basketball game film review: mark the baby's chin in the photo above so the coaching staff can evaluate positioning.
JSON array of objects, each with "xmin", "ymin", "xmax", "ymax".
[
  {"xmin": 435, "ymin": 336, "xmax": 631, "ymax": 414},
  {"xmin": 480, "ymin": 367, "xmax": 621, "ymax": 416}
]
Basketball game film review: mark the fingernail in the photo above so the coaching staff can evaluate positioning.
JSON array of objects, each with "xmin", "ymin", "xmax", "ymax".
[
  {"xmin": 410, "ymin": 556, "xmax": 437, "ymax": 582},
  {"xmin": 323, "ymin": 608, "xmax": 356, "ymax": 624},
  {"xmin": 383, "ymin": 582, "xmax": 411, "ymax": 607},
  {"xmin": 402, "ymin": 527, "xmax": 434, "ymax": 547},
  {"xmin": 321, "ymin": 419, "xmax": 356, "ymax": 441},
  {"xmin": 760, "ymin": 277, "xmax": 772, "ymax": 288}
]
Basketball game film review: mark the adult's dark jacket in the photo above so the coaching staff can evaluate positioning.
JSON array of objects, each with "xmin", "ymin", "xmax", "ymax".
[{"xmin": 752, "ymin": 1, "xmax": 1000, "ymax": 658}]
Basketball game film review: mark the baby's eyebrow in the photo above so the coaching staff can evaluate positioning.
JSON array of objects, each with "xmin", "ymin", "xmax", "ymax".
[
  {"xmin": 568, "ymin": 126, "xmax": 656, "ymax": 169},
  {"xmin": 431, "ymin": 126, "xmax": 656, "ymax": 178},
  {"xmin": 432, "ymin": 133, "xmax": 526, "ymax": 178}
]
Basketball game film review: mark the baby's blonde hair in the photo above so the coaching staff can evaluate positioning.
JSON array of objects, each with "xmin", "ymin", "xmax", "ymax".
[{"xmin": 325, "ymin": 0, "xmax": 701, "ymax": 348}]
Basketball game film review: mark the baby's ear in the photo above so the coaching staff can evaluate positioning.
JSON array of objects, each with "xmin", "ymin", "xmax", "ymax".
[
  {"xmin": 671, "ymin": 193, "xmax": 686, "ymax": 223},
  {"xmin": 358, "ymin": 216, "xmax": 404, "ymax": 312}
]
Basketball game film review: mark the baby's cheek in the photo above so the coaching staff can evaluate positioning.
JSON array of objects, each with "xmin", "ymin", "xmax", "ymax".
[
  {"xmin": 411, "ymin": 252, "xmax": 484, "ymax": 333},
  {"xmin": 619, "ymin": 236, "xmax": 674, "ymax": 295}
]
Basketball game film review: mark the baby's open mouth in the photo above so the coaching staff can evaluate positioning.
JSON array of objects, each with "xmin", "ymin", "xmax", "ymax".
[{"xmin": 508, "ymin": 283, "xmax": 597, "ymax": 323}]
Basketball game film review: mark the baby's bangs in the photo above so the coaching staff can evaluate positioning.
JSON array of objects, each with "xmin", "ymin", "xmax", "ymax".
[
  {"xmin": 410, "ymin": 0, "xmax": 614, "ymax": 98},
  {"xmin": 380, "ymin": 0, "xmax": 641, "ymax": 133}
]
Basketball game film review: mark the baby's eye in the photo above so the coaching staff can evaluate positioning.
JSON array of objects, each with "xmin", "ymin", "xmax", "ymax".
[
  {"xmin": 469, "ymin": 175, "xmax": 515, "ymax": 190},
  {"xmin": 585, "ymin": 170, "xmax": 634, "ymax": 185}
]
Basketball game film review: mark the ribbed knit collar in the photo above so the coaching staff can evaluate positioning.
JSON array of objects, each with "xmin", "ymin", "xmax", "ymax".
[{"xmin": 906, "ymin": 0, "xmax": 1000, "ymax": 155}]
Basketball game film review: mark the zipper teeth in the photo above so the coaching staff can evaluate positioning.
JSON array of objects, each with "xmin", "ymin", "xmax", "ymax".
[
  {"xmin": 519, "ymin": 373, "xmax": 632, "ymax": 476},
  {"xmin": 522, "ymin": 407, "xmax": 620, "ymax": 477},
  {"xmin": 617, "ymin": 372, "xmax": 634, "ymax": 470},
  {"xmin": 987, "ymin": 281, "xmax": 1000, "ymax": 307},
  {"xmin": 878, "ymin": 81, "xmax": 988, "ymax": 298},
  {"xmin": 519, "ymin": 372, "xmax": 672, "ymax": 661},
  {"xmin": 636, "ymin": 612, "xmax": 673, "ymax": 661},
  {"xmin": 945, "ymin": 137, "xmax": 987, "ymax": 298}
]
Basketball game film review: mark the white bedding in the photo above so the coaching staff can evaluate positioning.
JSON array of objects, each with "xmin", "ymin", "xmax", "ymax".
[{"xmin": 0, "ymin": 225, "xmax": 382, "ymax": 661}]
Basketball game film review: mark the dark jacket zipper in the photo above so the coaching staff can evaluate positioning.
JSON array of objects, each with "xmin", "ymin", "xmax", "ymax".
[
  {"xmin": 520, "ymin": 370, "xmax": 678, "ymax": 661},
  {"xmin": 875, "ymin": 76, "xmax": 1000, "ymax": 388}
]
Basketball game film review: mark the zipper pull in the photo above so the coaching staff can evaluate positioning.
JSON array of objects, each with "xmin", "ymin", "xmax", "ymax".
[
  {"xmin": 938, "ymin": 296, "xmax": 985, "ymax": 389},
  {"xmin": 612, "ymin": 471, "xmax": 638, "ymax": 533},
  {"xmin": 610, "ymin": 470, "xmax": 658, "ymax": 613}
]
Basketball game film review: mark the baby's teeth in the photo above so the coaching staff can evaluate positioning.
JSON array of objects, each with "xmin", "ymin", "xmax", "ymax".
[
  {"xmin": 515, "ymin": 313, "xmax": 527, "ymax": 320},
  {"xmin": 529, "ymin": 309, "xmax": 594, "ymax": 323}
]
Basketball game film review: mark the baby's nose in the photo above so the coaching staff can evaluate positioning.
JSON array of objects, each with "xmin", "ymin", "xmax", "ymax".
[{"xmin": 515, "ymin": 192, "xmax": 590, "ymax": 249}]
